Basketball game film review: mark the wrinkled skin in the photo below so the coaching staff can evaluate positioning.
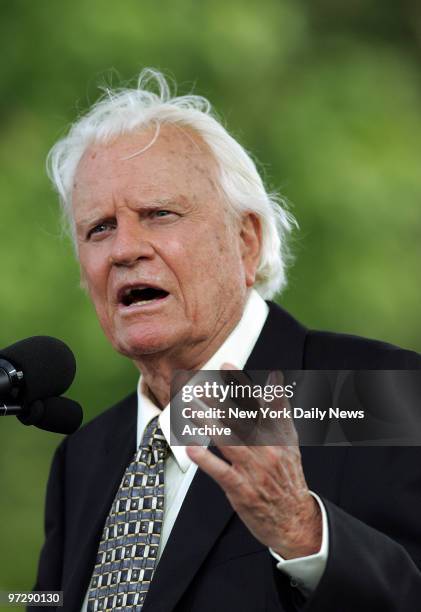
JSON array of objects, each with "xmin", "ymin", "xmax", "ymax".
[{"xmin": 73, "ymin": 124, "xmax": 321, "ymax": 559}]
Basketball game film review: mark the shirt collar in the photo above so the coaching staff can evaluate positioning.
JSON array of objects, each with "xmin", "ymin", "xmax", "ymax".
[{"xmin": 136, "ymin": 288, "xmax": 269, "ymax": 472}]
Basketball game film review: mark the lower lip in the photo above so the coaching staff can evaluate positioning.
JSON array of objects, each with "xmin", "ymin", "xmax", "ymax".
[{"xmin": 117, "ymin": 294, "xmax": 170, "ymax": 314}]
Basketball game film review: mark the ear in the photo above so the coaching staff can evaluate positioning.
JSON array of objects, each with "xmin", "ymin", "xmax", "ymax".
[{"xmin": 239, "ymin": 212, "xmax": 262, "ymax": 287}]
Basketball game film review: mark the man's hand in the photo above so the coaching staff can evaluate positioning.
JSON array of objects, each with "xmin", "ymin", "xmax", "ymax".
[{"xmin": 186, "ymin": 364, "xmax": 323, "ymax": 559}]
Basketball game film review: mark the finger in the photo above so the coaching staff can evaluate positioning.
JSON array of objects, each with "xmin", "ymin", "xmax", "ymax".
[
  {"xmin": 221, "ymin": 362, "xmax": 239, "ymax": 371},
  {"xmin": 220, "ymin": 442, "xmax": 290, "ymax": 474},
  {"xmin": 218, "ymin": 367, "xmax": 262, "ymax": 425},
  {"xmin": 267, "ymin": 369, "xmax": 299, "ymax": 445},
  {"xmin": 187, "ymin": 393, "xmax": 259, "ymax": 447},
  {"xmin": 266, "ymin": 369, "xmax": 284, "ymax": 386},
  {"xmin": 220, "ymin": 364, "xmax": 255, "ymax": 389},
  {"xmin": 215, "ymin": 443, "xmax": 255, "ymax": 465},
  {"xmin": 215, "ymin": 444, "xmax": 286, "ymax": 483},
  {"xmin": 186, "ymin": 446, "xmax": 242, "ymax": 491},
  {"xmin": 185, "ymin": 397, "xmax": 245, "ymax": 446},
  {"xmin": 171, "ymin": 369, "xmax": 196, "ymax": 399}
]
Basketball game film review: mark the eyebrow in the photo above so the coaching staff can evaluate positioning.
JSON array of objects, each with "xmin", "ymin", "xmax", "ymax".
[{"xmin": 75, "ymin": 196, "xmax": 190, "ymax": 231}]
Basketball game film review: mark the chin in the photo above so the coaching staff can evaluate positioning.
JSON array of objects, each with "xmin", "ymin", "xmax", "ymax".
[{"xmin": 112, "ymin": 327, "xmax": 178, "ymax": 360}]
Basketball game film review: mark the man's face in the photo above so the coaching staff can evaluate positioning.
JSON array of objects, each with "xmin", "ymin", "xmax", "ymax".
[{"xmin": 72, "ymin": 125, "xmax": 260, "ymax": 364}]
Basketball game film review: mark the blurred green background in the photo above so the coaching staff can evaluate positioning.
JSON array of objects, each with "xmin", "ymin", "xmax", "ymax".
[{"xmin": 1, "ymin": 0, "xmax": 420, "ymax": 603}]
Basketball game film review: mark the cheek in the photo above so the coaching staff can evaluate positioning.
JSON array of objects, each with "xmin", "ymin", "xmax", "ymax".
[
  {"xmin": 165, "ymin": 236, "xmax": 220, "ymax": 286},
  {"xmin": 79, "ymin": 253, "xmax": 109, "ymax": 305},
  {"xmin": 159, "ymin": 223, "xmax": 244, "ymax": 301},
  {"xmin": 192, "ymin": 232, "xmax": 243, "ymax": 294},
  {"xmin": 197, "ymin": 225, "xmax": 239, "ymax": 264},
  {"xmin": 212, "ymin": 228, "xmax": 244, "ymax": 276}
]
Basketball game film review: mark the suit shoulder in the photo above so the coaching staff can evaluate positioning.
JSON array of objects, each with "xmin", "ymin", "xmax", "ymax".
[{"xmin": 304, "ymin": 329, "xmax": 421, "ymax": 369}]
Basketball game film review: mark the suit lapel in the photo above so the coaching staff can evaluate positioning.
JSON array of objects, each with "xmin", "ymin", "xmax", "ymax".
[
  {"xmin": 244, "ymin": 301, "xmax": 307, "ymax": 371},
  {"xmin": 63, "ymin": 394, "xmax": 138, "ymax": 611},
  {"xmin": 142, "ymin": 302, "xmax": 309, "ymax": 611}
]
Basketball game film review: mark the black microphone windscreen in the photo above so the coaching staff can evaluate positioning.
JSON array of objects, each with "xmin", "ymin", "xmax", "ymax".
[
  {"xmin": 18, "ymin": 397, "xmax": 83, "ymax": 434},
  {"xmin": 0, "ymin": 336, "xmax": 76, "ymax": 403}
]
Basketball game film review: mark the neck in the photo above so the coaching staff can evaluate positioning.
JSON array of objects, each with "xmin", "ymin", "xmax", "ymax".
[{"xmin": 134, "ymin": 306, "xmax": 245, "ymax": 408}]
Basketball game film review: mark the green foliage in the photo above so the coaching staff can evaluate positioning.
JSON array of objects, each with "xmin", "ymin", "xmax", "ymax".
[{"xmin": 0, "ymin": 0, "xmax": 420, "ymax": 598}]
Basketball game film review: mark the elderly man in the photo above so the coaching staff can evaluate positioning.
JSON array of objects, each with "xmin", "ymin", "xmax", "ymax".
[{"xmin": 33, "ymin": 69, "xmax": 421, "ymax": 611}]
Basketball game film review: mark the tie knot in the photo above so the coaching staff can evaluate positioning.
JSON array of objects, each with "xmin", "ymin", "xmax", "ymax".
[{"xmin": 142, "ymin": 416, "xmax": 169, "ymax": 461}]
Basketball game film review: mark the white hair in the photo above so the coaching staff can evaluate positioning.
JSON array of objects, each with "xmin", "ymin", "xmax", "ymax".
[{"xmin": 47, "ymin": 68, "xmax": 297, "ymax": 299}]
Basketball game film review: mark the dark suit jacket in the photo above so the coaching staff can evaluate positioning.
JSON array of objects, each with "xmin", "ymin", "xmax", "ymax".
[{"xmin": 32, "ymin": 302, "xmax": 421, "ymax": 611}]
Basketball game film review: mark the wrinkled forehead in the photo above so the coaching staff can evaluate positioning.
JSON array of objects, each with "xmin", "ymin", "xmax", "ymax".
[{"xmin": 72, "ymin": 124, "xmax": 222, "ymax": 203}]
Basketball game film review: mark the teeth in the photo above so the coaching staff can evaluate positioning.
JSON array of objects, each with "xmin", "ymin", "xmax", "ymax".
[{"xmin": 128, "ymin": 300, "xmax": 150, "ymax": 306}]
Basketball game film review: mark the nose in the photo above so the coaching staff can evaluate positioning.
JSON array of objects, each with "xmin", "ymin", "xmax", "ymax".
[{"xmin": 109, "ymin": 217, "xmax": 155, "ymax": 266}]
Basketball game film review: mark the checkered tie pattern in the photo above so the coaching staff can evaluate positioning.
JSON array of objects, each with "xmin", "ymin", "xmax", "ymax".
[{"xmin": 87, "ymin": 416, "xmax": 169, "ymax": 611}]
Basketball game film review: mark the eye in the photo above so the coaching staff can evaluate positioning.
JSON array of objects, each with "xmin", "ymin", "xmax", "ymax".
[
  {"xmin": 149, "ymin": 209, "xmax": 179, "ymax": 222},
  {"xmin": 87, "ymin": 220, "xmax": 116, "ymax": 240},
  {"xmin": 153, "ymin": 210, "xmax": 172, "ymax": 217}
]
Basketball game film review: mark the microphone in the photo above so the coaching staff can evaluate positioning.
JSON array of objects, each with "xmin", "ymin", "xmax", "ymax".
[
  {"xmin": 0, "ymin": 336, "xmax": 76, "ymax": 403},
  {"xmin": 19, "ymin": 397, "xmax": 83, "ymax": 434},
  {"xmin": 0, "ymin": 336, "xmax": 82, "ymax": 434}
]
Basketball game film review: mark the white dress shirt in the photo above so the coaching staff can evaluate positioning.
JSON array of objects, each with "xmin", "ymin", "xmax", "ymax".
[{"xmin": 81, "ymin": 289, "xmax": 327, "ymax": 610}]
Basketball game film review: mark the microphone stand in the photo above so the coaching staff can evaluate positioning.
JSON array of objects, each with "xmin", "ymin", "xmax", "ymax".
[{"xmin": 0, "ymin": 403, "xmax": 23, "ymax": 416}]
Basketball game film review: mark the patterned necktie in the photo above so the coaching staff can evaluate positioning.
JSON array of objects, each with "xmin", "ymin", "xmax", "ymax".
[{"xmin": 87, "ymin": 416, "xmax": 169, "ymax": 611}]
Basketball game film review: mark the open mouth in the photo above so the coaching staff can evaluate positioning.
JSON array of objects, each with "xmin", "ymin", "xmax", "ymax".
[{"xmin": 118, "ymin": 285, "xmax": 169, "ymax": 307}]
